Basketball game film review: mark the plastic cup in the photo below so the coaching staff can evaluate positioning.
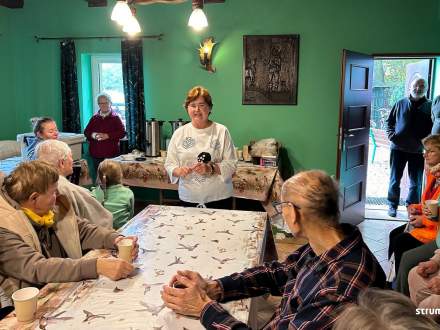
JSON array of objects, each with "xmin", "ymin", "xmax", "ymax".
[
  {"xmin": 117, "ymin": 238, "xmax": 133, "ymax": 263},
  {"xmin": 425, "ymin": 200, "xmax": 439, "ymax": 219},
  {"xmin": 12, "ymin": 287, "xmax": 39, "ymax": 323}
]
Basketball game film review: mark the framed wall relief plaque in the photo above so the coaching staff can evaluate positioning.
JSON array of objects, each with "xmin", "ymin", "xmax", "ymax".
[{"xmin": 243, "ymin": 34, "xmax": 299, "ymax": 105}]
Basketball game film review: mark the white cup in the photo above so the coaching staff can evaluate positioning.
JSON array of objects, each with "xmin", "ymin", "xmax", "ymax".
[
  {"xmin": 425, "ymin": 200, "xmax": 439, "ymax": 219},
  {"xmin": 12, "ymin": 287, "xmax": 39, "ymax": 323},
  {"xmin": 160, "ymin": 150, "xmax": 167, "ymax": 158},
  {"xmin": 117, "ymin": 239, "xmax": 133, "ymax": 263}
]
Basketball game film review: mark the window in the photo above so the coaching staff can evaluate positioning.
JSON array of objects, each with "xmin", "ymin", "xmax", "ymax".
[{"xmin": 91, "ymin": 54, "xmax": 126, "ymax": 127}]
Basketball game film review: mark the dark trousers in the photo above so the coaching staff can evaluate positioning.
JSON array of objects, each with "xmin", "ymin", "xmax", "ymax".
[
  {"xmin": 387, "ymin": 149, "xmax": 424, "ymax": 209},
  {"xmin": 388, "ymin": 224, "xmax": 423, "ymax": 274},
  {"xmin": 395, "ymin": 240, "xmax": 437, "ymax": 296},
  {"xmin": 92, "ymin": 157, "xmax": 105, "ymax": 176},
  {"xmin": 180, "ymin": 197, "xmax": 233, "ymax": 210}
]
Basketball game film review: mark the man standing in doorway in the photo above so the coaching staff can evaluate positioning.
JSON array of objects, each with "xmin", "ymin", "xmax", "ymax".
[{"xmin": 386, "ymin": 77, "xmax": 432, "ymax": 217}]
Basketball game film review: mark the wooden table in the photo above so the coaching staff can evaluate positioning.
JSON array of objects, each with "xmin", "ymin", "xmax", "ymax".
[
  {"xmin": 112, "ymin": 157, "xmax": 283, "ymax": 217},
  {"xmin": 1, "ymin": 205, "xmax": 275, "ymax": 329}
]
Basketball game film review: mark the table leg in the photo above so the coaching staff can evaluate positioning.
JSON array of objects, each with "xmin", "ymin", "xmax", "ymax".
[
  {"xmin": 260, "ymin": 218, "xmax": 278, "ymax": 263},
  {"xmin": 159, "ymin": 189, "xmax": 164, "ymax": 205}
]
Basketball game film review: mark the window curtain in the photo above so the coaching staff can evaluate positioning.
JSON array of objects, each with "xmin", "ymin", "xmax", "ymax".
[
  {"xmin": 121, "ymin": 38, "xmax": 146, "ymax": 151},
  {"xmin": 60, "ymin": 40, "xmax": 81, "ymax": 133}
]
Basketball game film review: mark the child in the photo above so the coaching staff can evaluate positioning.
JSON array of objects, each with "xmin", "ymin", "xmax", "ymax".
[{"xmin": 91, "ymin": 160, "xmax": 134, "ymax": 230}]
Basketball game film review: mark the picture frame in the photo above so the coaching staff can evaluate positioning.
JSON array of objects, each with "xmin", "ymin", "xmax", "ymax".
[{"xmin": 243, "ymin": 34, "xmax": 299, "ymax": 105}]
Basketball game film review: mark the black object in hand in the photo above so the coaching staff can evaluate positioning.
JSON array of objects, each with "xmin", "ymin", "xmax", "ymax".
[{"xmin": 197, "ymin": 152, "xmax": 211, "ymax": 164}]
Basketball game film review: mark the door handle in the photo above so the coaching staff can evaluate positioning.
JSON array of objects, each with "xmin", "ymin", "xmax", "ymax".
[{"xmin": 345, "ymin": 134, "xmax": 354, "ymax": 137}]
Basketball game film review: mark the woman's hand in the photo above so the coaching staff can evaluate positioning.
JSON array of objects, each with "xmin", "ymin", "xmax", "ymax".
[
  {"xmin": 161, "ymin": 272, "xmax": 212, "ymax": 317},
  {"xmin": 417, "ymin": 260, "xmax": 439, "ymax": 278},
  {"xmin": 96, "ymin": 258, "xmax": 134, "ymax": 280},
  {"xmin": 114, "ymin": 235, "xmax": 139, "ymax": 260},
  {"xmin": 193, "ymin": 163, "xmax": 211, "ymax": 175},
  {"xmin": 174, "ymin": 167, "xmax": 193, "ymax": 178},
  {"xmin": 422, "ymin": 204, "xmax": 433, "ymax": 218},
  {"xmin": 409, "ymin": 214, "xmax": 424, "ymax": 227},
  {"xmin": 427, "ymin": 276, "xmax": 440, "ymax": 295}
]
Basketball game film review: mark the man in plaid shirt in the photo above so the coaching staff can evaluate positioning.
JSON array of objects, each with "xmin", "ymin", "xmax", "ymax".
[{"xmin": 162, "ymin": 170, "xmax": 386, "ymax": 329}]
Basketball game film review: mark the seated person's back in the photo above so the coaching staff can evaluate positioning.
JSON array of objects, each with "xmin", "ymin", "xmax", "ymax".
[{"xmin": 91, "ymin": 159, "xmax": 134, "ymax": 229}]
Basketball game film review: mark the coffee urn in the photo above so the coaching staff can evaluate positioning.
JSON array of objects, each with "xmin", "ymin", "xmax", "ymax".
[
  {"xmin": 145, "ymin": 118, "xmax": 164, "ymax": 157},
  {"xmin": 169, "ymin": 118, "xmax": 189, "ymax": 136}
]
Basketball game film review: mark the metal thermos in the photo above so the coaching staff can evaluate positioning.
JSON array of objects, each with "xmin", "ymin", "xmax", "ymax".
[
  {"xmin": 145, "ymin": 118, "xmax": 164, "ymax": 157},
  {"xmin": 169, "ymin": 118, "xmax": 189, "ymax": 136}
]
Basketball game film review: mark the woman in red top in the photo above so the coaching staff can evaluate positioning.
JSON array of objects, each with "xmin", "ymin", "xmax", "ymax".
[
  {"xmin": 388, "ymin": 134, "xmax": 440, "ymax": 275},
  {"xmin": 84, "ymin": 93, "xmax": 126, "ymax": 172}
]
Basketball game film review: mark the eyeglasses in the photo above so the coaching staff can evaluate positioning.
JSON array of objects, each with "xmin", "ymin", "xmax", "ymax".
[
  {"xmin": 98, "ymin": 102, "xmax": 109, "ymax": 105},
  {"xmin": 188, "ymin": 102, "xmax": 208, "ymax": 110},
  {"xmin": 272, "ymin": 201, "xmax": 301, "ymax": 216}
]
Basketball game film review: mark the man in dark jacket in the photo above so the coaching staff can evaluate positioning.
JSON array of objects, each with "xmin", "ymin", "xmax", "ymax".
[{"xmin": 386, "ymin": 77, "xmax": 432, "ymax": 217}]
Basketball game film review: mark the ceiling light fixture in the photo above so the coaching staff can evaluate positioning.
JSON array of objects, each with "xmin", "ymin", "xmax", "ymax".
[
  {"xmin": 123, "ymin": 8, "xmax": 142, "ymax": 35},
  {"xmin": 111, "ymin": 1, "xmax": 133, "ymax": 26},
  {"xmin": 188, "ymin": 0, "xmax": 208, "ymax": 31}
]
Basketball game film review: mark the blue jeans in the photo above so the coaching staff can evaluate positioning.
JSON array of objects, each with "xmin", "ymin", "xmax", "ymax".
[{"xmin": 387, "ymin": 149, "xmax": 424, "ymax": 209}]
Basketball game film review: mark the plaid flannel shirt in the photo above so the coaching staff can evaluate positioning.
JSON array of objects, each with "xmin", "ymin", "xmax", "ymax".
[{"xmin": 200, "ymin": 224, "xmax": 385, "ymax": 330}]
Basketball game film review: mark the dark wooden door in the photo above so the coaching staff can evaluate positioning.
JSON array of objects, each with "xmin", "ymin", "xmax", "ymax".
[{"xmin": 336, "ymin": 50, "xmax": 373, "ymax": 225}]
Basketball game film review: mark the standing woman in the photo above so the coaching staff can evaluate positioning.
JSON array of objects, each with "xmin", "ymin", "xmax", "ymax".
[
  {"xmin": 165, "ymin": 86, "xmax": 237, "ymax": 209},
  {"xmin": 84, "ymin": 93, "xmax": 126, "ymax": 172},
  {"xmin": 23, "ymin": 117, "xmax": 59, "ymax": 160}
]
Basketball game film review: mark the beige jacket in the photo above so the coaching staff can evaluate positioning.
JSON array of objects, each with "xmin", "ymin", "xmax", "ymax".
[
  {"xmin": 57, "ymin": 175, "xmax": 113, "ymax": 229},
  {"xmin": 0, "ymin": 175, "xmax": 119, "ymax": 298}
]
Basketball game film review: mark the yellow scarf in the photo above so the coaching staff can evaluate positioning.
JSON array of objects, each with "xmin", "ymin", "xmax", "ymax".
[{"xmin": 22, "ymin": 208, "xmax": 55, "ymax": 228}]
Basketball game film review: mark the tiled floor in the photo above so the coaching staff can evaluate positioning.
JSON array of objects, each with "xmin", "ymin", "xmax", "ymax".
[{"xmin": 274, "ymin": 218, "xmax": 405, "ymax": 277}]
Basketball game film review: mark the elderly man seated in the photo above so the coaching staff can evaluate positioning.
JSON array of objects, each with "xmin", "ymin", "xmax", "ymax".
[
  {"xmin": 0, "ymin": 161, "xmax": 138, "ymax": 299},
  {"xmin": 161, "ymin": 170, "xmax": 386, "ymax": 329},
  {"xmin": 36, "ymin": 139, "xmax": 113, "ymax": 228}
]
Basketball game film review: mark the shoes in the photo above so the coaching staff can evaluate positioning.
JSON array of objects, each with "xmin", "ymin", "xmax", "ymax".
[{"xmin": 388, "ymin": 206, "xmax": 397, "ymax": 217}]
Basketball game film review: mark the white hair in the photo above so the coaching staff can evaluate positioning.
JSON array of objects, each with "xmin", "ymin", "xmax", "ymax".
[
  {"xmin": 35, "ymin": 139, "xmax": 72, "ymax": 167},
  {"xmin": 96, "ymin": 92, "xmax": 112, "ymax": 105}
]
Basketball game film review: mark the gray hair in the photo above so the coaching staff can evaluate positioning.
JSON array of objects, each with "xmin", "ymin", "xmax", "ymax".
[
  {"xmin": 281, "ymin": 170, "xmax": 340, "ymax": 227},
  {"xmin": 96, "ymin": 92, "xmax": 112, "ymax": 105},
  {"xmin": 35, "ymin": 139, "xmax": 72, "ymax": 167},
  {"xmin": 333, "ymin": 288, "xmax": 438, "ymax": 330}
]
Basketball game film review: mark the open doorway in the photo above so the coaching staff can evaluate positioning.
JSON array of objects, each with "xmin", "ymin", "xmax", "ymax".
[{"xmin": 365, "ymin": 57, "xmax": 438, "ymax": 220}]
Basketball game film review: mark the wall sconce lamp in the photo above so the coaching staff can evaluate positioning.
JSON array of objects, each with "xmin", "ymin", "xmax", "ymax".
[{"xmin": 198, "ymin": 37, "xmax": 216, "ymax": 72}]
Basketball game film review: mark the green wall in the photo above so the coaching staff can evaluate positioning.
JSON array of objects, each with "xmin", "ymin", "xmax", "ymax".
[{"xmin": 1, "ymin": 0, "xmax": 440, "ymax": 174}]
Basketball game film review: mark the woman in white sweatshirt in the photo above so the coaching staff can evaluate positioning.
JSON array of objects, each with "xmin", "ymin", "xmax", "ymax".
[{"xmin": 165, "ymin": 86, "xmax": 237, "ymax": 209}]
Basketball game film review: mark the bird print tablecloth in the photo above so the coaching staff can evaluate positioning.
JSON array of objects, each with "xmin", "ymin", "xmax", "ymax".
[{"xmin": 1, "ymin": 205, "xmax": 268, "ymax": 330}]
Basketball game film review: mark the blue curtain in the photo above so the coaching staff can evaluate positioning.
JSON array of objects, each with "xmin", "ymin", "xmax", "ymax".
[
  {"xmin": 121, "ymin": 38, "xmax": 146, "ymax": 151},
  {"xmin": 60, "ymin": 40, "xmax": 81, "ymax": 133}
]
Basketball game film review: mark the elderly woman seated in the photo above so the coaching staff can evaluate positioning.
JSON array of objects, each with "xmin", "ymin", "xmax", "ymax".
[
  {"xmin": 36, "ymin": 139, "xmax": 113, "ymax": 229},
  {"xmin": 161, "ymin": 170, "xmax": 385, "ymax": 329},
  {"xmin": 0, "ymin": 161, "xmax": 138, "ymax": 299},
  {"xmin": 389, "ymin": 134, "xmax": 440, "ymax": 277},
  {"xmin": 408, "ymin": 249, "xmax": 440, "ymax": 322}
]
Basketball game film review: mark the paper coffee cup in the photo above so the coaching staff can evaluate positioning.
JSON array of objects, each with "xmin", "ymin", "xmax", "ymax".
[
  {"xmin": 12, "ymin": 287, "xmax": 39, "ymax": 323},
  {"xmin": 160, "ymin": 150, "xmax": 167, "ymax": 158},
  {"xmin": 118, "ymin": 238, "xmax": 133, "ymax": 263},
  {"xmin": 425, "ymin": 200, "xmax": 439, "ymax": 218}
]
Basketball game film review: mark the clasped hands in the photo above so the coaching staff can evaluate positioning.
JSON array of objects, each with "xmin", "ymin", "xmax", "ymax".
[
  {"xmin": 96, "ymin": 236, "xmax": 139, "ymax": 281},
  {"xmin": 417, "ymin": 260, "xmax": 440, "ymax": 295},
  {"xmin": 407, "ymin": 204, "xmax": 433, "ymax": 228},
  {"xmin": 161, "ymin": 270, "xmax": 219, "ymax": 317},
  {"xmin": 175, "ymin": 162, "xmax": 213, "ymax": 178},
  {"xmin": 94, "ymin": 132, "xmax": 110, "ymax": 141}
]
